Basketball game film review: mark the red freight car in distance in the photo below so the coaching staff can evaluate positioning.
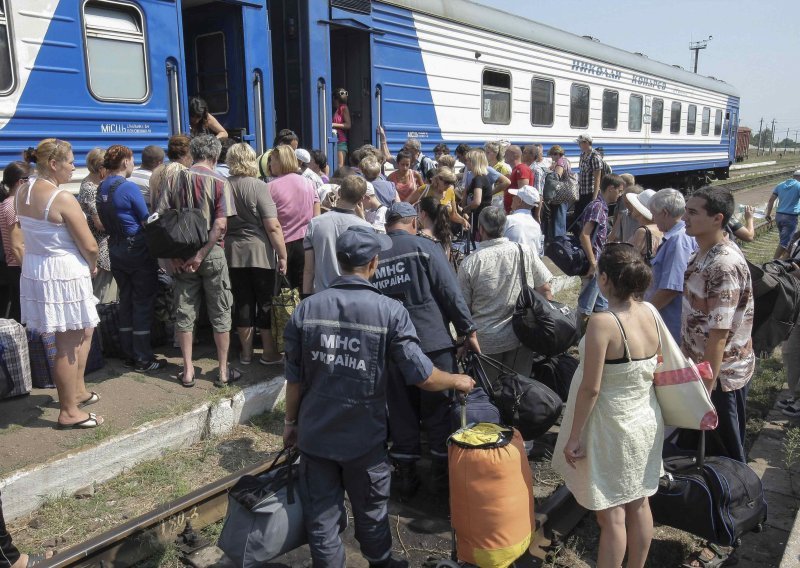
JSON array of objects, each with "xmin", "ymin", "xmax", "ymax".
[{"xmin": 736, "ymin": 127, "xmax": 752, "ymax": 162}]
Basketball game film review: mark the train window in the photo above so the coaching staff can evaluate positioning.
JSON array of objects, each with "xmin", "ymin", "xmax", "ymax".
[
  {"xmin": 530, "ymin": 77, "xmax": 554, "ymax": 127},
  {"xmin": 570, "ymin": 83, "xmax": 590, "ymax": 129},
  {"xmin": 701, "ymin": 107, "xmax": 711, "ymax": 136},
  {"xmin": 83, "ymin": 1, "xmax": 149, "ymax": 102},
  {"xmin": 687, "ymin": 105, "xmax": 697, "ymax": 135},
  {"xmin": 602, "ymin": 90, "xmax": 618, "ymax": 130},
  {"xmin": 481, "ymin": 69, "xmax": 511, "ymax": 125},
  {"xmin": 195, "ymin": 33, "xmax": 228, "ymax": 114},
  {"xmin": 714, "ymin": 109, "xmax": 723, "ymax": 136},
  {"xmin": 0, "ymin": 0, "xmax": 15, "ymax": 94},
  {"xmin": 670, "ymin": 101, "xmax": 682, "ymax": 134},
  {"xmin": 629, "ymin": 94, "xmax": 643, "ymax": 132},
  {"xmin": 651, "ymin": 98, "xmax": 664, "ymax": 133}
]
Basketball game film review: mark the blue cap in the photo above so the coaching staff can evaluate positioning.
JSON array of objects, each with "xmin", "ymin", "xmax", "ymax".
[
  {"xmin": 336, "ymin": 226, "xmax": 393, "ymax": 266},
  {"xmin": 385, "ymin": 202, "xmax": 418, "ymax": 224}
]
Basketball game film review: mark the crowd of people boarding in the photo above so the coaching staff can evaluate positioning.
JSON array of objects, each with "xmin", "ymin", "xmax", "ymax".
[{"xmin": 1, "ymin": 98, "xmax": 798, "ymax": 567}]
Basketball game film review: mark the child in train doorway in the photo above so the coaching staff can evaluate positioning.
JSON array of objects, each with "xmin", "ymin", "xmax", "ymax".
[{"xmin": 332, "ymin": 88, "xmax": 351, "ymax": 169}]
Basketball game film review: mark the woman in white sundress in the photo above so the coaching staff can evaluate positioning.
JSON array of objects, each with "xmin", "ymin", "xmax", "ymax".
[
  {"xmin": 552, "ymin": 243, "xmax": 664, "ymax": 568},
  {"xmin": 20, "ymin": 140, "xmax": 103, "ymax": 429}
]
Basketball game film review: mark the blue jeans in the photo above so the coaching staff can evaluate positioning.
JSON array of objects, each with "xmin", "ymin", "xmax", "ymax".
[
  {"xmin": 551, "ymin": 202, "xmax": 567, "ymax": 238},
  {"xmin": 578, "ymin": 274, "xmax": 608, "ymax": 316},
  {"xmin": 109, "ymin": 233, "xmax": 159, "ymax": 363},
  {"xmin": 776, "ymin": 212, "xmax": 798, "ymax": 248}
]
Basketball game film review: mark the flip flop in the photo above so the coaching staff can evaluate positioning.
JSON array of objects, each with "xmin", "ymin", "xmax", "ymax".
[
  {"xmin": 78, "ymin": 391, "xmax": 100, "ymax": 408},
  {"xmin": 681, "ymin": 544, "xmax": 734, "ymax": 568},
  {"xmin": 27, "ymin": 553, "xmax": 47, "ymax": 567},
  {"xmin": 177, "ymin": 369, "xmax": 195, "ymax": 388},
  {"xmin": 56, "ymin": 412, "xmax": 103, "ymax": 430},
  {"xmin": 258, "ymin": 355, "xmax": 284, "ymax": 366},
  {"xmin": 214, "ymin": 367, "xmax": 242, "ymax": 388}
]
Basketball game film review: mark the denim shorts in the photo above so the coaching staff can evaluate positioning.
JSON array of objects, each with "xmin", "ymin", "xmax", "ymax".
[{"xmin": 776, "ymin": 212, "xmax": 798, "ymax": 248}]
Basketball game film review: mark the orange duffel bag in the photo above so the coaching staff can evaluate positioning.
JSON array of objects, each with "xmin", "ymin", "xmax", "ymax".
[{"xmin": 448, "ymin": 422, "xmax": 535, "ymax": 568}]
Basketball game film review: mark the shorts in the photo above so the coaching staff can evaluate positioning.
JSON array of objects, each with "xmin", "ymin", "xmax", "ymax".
[
  {"xmin": 776, "ymin": 212, "xmax": 798, "ymax": 248},
  {"xmin": 173, "ymin": 246, "xmax": 233, "ymax": 333},
  {"xmin": 337, "ymin": 141, "xmax": 348, "ymax": 153}
]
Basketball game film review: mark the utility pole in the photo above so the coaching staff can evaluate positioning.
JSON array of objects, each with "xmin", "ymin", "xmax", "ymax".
[
  {"xmin": 689, "ymin": 36, "xmax": 713, "ymax": 73},
  {"xmin": 770, "ymin": 119, "xmax": 776, "ymax": 154},
  {"xmin": 757, "ymin": 117, "xmax": 764, "ymax": 155},
  {"xmin": 784, "ymin": 128, "xmax": 790, "ymax": 154}
]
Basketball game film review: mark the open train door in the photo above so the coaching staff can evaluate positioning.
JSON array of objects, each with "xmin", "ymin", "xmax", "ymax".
[{"xmin": 180, "ymin": 0, "xmax": 272, "ymax": 152}]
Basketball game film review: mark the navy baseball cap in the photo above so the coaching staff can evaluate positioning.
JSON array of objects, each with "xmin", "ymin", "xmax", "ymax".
[
  {"xmin": 336, "ymin": 226, "xmax": 393, "ymax": 266},
  {"xmin": 385, "ymin": 202, "xmax": 418, "ymax": 224}
]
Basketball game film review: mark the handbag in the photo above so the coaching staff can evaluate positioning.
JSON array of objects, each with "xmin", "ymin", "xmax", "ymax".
[
  {"xmin": 644, "ymin": 302, "xmax": 718, "ymax": 430},
  {"xmin": 512, "ymin": 244, "xmax": 579, "ymax": 356},
  {"xmin": 550, "ymin": 172, "xmax": 578, "ymax": 205},
  {"xmin": 144, "ymin": 170, "xmax": 208, "ymax": 260},
  {"xmin": 271, "ymin": 275, "xmax": 300, "ymax": 354}
]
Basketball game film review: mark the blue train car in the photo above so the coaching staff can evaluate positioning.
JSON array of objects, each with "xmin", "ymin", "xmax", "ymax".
[{"xmin": 1, "ymin": 0, "xmax": 740, "ymax": 190}]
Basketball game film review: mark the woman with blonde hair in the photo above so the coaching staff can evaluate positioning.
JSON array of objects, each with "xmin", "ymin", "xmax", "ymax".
[
  {"xmin": 461, "ymin": 149, "xmax": 493, "ymax": 236},
  {"xmin": 20, "ymin": 140, "xmax": 102, "ymax": 428},
  {"xmin": 225, "ymin": 143, "xmax": 288, "ymax": 364},
  {"xmin": 78, "ymin": 148, "xmax": 115, "ymax": 302},
  {"xmin": 484, "ymin": 140, "xmax": 511, "ymax": 176},
  {"xmin": 425, "ymin": 167, "xmax": 469, "ymax": 230},
  {"xmin": 267, "ymin": 145, "xmax": 320, "ymax": 290}
]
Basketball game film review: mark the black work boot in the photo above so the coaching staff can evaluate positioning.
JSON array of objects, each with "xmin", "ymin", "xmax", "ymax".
[
  {"xmin": 369, "ymin": 556, "xmax": 409, "ymax": 568},
  {"xmin": 391, "ymin": 461, "xmax": 420, "ymax": 502}
]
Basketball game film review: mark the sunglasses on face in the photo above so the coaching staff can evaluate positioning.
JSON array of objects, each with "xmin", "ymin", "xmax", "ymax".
[{"xmin": 338, "ymin": 90, "xmax": 348, "ymax": 97}]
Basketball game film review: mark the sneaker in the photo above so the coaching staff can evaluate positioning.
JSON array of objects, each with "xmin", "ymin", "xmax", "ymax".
[
  {"xmin": 777, "ymin": 397, "xmax": 796, "ymax": 410},
  {"xmin": 135, "ymin": 358, "xmax": 168, "ymax": 372},
  {"xmin": 391, "ymin": 462, "xmax": 420, "ymax": 503},
  {"xmin": 123, "ymin": 359, "xmax": 136, "ymax": 369},
  {"xmin": 782, "ymin": 403, "xmax": 800, "ymax": 418}
]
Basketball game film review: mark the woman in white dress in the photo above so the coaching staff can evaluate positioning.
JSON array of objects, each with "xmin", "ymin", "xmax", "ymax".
[
  {"xmin": 21, "ymin": 140, "xmax": 103, "ymax": 429},
  {"xmin": 552, "ymin": 243, "xmax": 663, "ymax": 568}
]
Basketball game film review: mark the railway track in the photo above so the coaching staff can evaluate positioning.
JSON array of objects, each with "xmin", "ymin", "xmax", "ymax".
[{"xmin": 715, "ymin": 165, "xmax": 797, "ymax": 193}]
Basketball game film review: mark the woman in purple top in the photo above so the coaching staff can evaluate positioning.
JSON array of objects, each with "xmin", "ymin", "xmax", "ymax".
[
  {"xmin": 548, "ymin": 145, "xmax": 573, "ymax": 239},
  {"xmin": 267, "ymin": 145, "xmax": 320, "ymax": 290},
  {"xmin": 332, "ymin": 88, "xmax": 351, "ymax": 169}
]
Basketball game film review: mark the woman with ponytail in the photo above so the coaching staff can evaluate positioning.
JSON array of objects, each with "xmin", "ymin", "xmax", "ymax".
[
  {"xmin": 18, "ymin": 139, "xmax": 103, "ymax": 428},
  {"xmin": 553, "ymin": 243, "xmax": 663, "ymax": 568},
  {"xmin": 0, "ymin": 161, "xmax": 31, "ymax": 320},
  {"xmin": 417, "ymin": 196, "xmax": 452, "ymax": 257}
]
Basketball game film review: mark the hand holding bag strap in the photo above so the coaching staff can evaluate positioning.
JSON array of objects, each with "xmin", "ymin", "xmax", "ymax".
[{"xmin": 273, "ymin": 251, "xmax": 292, "ymax": 296}]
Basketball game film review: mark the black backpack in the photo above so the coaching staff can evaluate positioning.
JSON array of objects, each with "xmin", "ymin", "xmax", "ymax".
[
  {"xmin": 512, "ymin": 243, "xmax": 579, "ymax": 356},
  {"xmin": 542, "ymin": 171, "xmax": 559, "ymax": 203},
  {"xmin": 748, "ymin": 259, "xmax": 800, "ymax": 355}
]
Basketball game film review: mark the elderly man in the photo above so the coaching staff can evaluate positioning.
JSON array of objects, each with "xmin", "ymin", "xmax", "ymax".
[
  {"xmin": 156, "ymin": 134, "xmax": 237, "ymax": 387},
  {"xmin": 458, "ymin": 207, "xmax": 552, "ymax": 382},
  {"xmin": 765, "ymin": 169, "xmax": 800, "ymax": 259},
  {"xmin": 504, "ymin": 186, "xmax": 543, "ymax": 255},
  {"xmin": 644, "ymin": 189, "xmax": 697, "ymax": 343}
]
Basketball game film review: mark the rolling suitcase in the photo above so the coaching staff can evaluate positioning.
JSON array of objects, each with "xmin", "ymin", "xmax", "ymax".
[
  {"xmin": 0, "ymin": 318, "xmax": 31, "ymax": 399},
  {"xmin": 649, "ymin": 432, "xmax": 768, "ymax": 547}
]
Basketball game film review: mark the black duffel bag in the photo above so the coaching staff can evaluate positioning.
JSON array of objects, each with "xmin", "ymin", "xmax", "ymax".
[
  {"xmin": 454, "ymin": 352, "xmax": 501, "ymax": 430},
  {"xmin": 649, "ymin": 432, "xmax": 767, "ymax": 547},
  {"xmin": 512, "ymin": 243, "xmax": 579, "ymax": 356},
  {"xmin": 145, "ymin": 170, "xmax": 208, "ymax": 260},
  {"xmin": 531, "ymin": 353, "xmax": 579, "ymax": 402},
  {"xmin": 474, "ymin": 353, "xmax": 562, "ymax": 440},
  {"xmin": 544, "ymin": 215, "xmax": 600, "ymax": 277}
]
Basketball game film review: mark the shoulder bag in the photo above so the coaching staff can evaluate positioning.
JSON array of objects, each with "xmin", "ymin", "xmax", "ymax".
[
  {"xmin": 512, "ymin": 244, "xmax": 579, "ymax": 356},
  {"xmin": 271, "ymin": 273, "xmax": 300, "ymax": 354},
  {"xmin": 550, "ymin": 168, "xmax": 578, "ymax": 205},
  {"xmin": 644, "ymin": 302, "xmax": 718, "ymax": 430},
  {"xmin": 144, "ymin": 169, "xmax": 208, "ymax": 260}
]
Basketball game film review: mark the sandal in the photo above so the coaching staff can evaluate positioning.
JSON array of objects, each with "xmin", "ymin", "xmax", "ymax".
[
  {"xmin": 78, "ymin": 391, "xmax": 100, "ymax": 408},
  {"xmin": 682, "ymin": 544, "xmax": 735, "ymax": 568},
  {"xmin": 177, "ymin": 369, "xmax": 195, "ymax": 388},
  {"xmin": 258, "ymin": 355, "xmax": 284, "ymax": 366},
  {"xmin": 214, "ymin": 367, "xmax": 242, "ymax": 388},
  {"xmin": 56, "ymin": 412, "xmax": 103, "ymax": 430}
]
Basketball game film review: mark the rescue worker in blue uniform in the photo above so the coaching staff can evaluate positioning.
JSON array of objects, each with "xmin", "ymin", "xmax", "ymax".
[
  {"xmin": 372, "ymin": 202, "xmax": 480, "ymax": 500},
  {"xmin": 283, "ymin": 226, "xmax": 474, "ymax": 568}
]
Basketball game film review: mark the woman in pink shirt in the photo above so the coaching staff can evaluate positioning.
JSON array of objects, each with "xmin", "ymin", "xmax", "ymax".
[
  {"xmin": 0, "ymin": 161, "xmax": 30, "ymax": 321},
  {"xmin": 267, "ymin": 145, "xmax": 320, "ymax": 289}
]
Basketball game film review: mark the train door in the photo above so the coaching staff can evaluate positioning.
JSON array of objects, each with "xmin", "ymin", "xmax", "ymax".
[
  {"xmin": 330, "ymin": 26, "xmax": 372, "ymax": 161},
  {"xmin": 180, "ymin": 0, "xmax": 271, "ymax": 150}
]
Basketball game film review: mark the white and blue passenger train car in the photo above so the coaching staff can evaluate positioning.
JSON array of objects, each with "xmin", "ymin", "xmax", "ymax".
[{"xmin": 2, "ymin": 0, "xmax": 739, "ymax": 188}]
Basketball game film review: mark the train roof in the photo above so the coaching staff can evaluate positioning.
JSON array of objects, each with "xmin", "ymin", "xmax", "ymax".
[{"xmin": 383, "ymin": 0, "xmax": 740, "ymax": 98}]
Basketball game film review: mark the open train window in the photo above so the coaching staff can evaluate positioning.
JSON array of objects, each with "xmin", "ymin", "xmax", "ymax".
[
  {"xmin": 0, "ymin": 0, "xmax": 15, "ymax": 95},
  {"xmin": 651, "ymin": 98, "xmax": 664, "ymax": 133},
  {"xmin": 714, "ymin": 109, "xmax": 723, "ymax": 136},
  {"xmin": 602, "ymin": 90, "xmax": 618, "ymax": 130},
  {"xmin": 570, "ymin": 83, "xmax": 590, "ymax": 129},
  {"xmin": 530, "ymin": 77, "xmax": 554, "ymax": 127},
  {"xmin": 670, "ymin": 101, "xmax": 682, "ymax": 134},
  {"xmin": 83, "ymin": 1, "xmax": 149, "ymax": 102},
  {"xmin": 481, "ymin": 69, "xmax": 511, "ymax": 125},
  {"xmin": 701, "ymin": 107, "xmax": 711, "ymax": 136},
  {"xmin": 629, "ymin": 94, "xmax": 643, "ymax": 132},
  {"xmin": 687, "ymin": 105, "xmax": 697, "ymax": 135}
]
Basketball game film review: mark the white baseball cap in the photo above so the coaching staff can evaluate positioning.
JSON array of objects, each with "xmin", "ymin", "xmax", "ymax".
[
  {"xmin": 508, "ymin": 185, "xmax": 540, "ymax": 207},
  {"xmin": 295, "ymin": 148, "xmax": 311, "ymax": 164}
]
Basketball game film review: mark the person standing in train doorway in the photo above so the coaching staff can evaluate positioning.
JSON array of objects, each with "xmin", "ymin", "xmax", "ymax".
[
  {"xmin": 283, "ymin": 226, "xmax": 474, "ymax": 568},
  {"xmin": 332, "ymin": 88, "xmax": 351, "ymax": 169},
  {"xmin": 575, "ymin": 134, "xmax": 604, "ymax": 224}
]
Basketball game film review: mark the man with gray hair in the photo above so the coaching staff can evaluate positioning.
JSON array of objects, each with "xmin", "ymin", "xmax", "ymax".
[
  {"xmin": 402, "ymin": 137, "xmax": 437, "ymax": 182},
  {"xmin": 644, "ymin": 188, "xmax": 697, "ymax": 343},
  {"xmin": 157, "ymin": 134, "xmax": 238, "ymax": 387},
  {"xmin": 458, "ymin": 206, "xmax": 553, "ymax": 382}
]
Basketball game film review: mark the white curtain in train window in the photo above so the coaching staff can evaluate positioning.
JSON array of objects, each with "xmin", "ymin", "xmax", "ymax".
[{"xmin": 531, "ymin": 78, "xmax": 554, "ymax": 127}]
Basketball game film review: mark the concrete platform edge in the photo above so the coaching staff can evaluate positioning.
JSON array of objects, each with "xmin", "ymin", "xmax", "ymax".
[
  {"xmin": 780, "ymin": 510, "xmax": 800, "ymax": 568},
  {"xmin": 0, "ymin": 376, "xmax": 287, "ymax": 522}
]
